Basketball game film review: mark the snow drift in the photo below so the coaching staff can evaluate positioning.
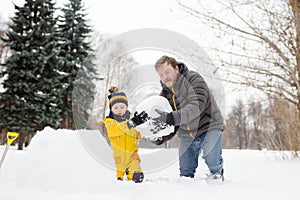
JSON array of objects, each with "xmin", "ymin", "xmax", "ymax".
[{"xmin": 0, "ymin": 127, "xmax": 299, "ymax": 200}]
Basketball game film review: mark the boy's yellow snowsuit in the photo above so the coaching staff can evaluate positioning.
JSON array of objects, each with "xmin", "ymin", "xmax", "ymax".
[{"xmin": 103, "ymin": 117, "xmax": 143, "ymax": 180}]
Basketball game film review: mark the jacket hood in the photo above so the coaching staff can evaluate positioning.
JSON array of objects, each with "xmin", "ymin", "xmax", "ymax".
[{"xmin": 177, "ymin": 62, "xmax": 189, "ymax": 76}]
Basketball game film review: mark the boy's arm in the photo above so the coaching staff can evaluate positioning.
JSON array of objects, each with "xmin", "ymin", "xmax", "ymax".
[
  {"xmin": 103, "ymin": 118, "xmax": 143, "ymax": 139},
  {"xmin": 103, "ymin": 118, "xmax": 131, "ymax": 137},
  {"xmin": 99, "ymin": 121, "xmax": 110, "ymax": 145},
  {"xmin": 135, "ymin": 130, "xmax": 143, "ymax": 140}
]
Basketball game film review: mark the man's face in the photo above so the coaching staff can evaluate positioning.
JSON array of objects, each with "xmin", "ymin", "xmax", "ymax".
[
  {"xmin": 156, "ymin": 62, "xmax": 179, "ymax": 88},
  {"xmin": 111, "ymin": 103, "xmax": 127, "ymax": 116}
]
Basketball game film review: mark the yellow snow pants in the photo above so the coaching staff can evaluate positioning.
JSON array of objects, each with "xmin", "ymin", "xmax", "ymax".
[{"xmin": 103, "ymin": 118, "xmax": 143, "ymax": 180}]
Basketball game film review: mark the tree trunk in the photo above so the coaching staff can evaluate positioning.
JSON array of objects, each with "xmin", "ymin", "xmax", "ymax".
[
  {"xmin": 255, "ymin": 127, "xmax": 262, "ymax": 150},
  {"xmin": 18, "ymin": 132, "xmax": 25, "ymax": 150},
  {"xmin": 290, "ymin": 0, "xmax": 300, "ymax": 116},
  {"xmin": 293, "ymin": 0, "xmax": 300, "ymax": 156},
  {"xmin": 25, "ymin": 133, "xmax": 34, "ymax": 147},
  {"xmin": 237, "ymin": 126, "xmax": 243, "ymax": 149}
]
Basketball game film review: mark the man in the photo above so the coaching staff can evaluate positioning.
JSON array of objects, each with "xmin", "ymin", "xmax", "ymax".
[{"xmin": 151, "ymin": 55, "xmax": 225, "ymax": 182}]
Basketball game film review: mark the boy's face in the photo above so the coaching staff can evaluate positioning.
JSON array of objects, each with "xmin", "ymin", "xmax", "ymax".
[
  {"xmin": 156, "ymin": 62, "xmax": 179, "ymax": 88},
  {"xmin": 111, "ymin": 103, "xmax": 127, "ymax": 116}
]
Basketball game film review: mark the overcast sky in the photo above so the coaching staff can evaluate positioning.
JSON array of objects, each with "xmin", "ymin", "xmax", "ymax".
[
  {"xmin": 0, "ymin": 0, "xmax": 262, "ymax": 113},
  {"xmin": 1, "ymin": 0, "xmax": 195, "ymax": 35}
]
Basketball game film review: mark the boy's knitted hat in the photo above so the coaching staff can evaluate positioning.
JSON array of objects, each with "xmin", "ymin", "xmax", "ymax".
[{"xmin": 108, "ymin": 86, "xmax": 128, "ymax": 108}]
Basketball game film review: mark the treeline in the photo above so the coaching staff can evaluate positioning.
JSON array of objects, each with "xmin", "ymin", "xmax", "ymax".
[
  {"xmin": 176, "ymin": 0, "xmax": 300, "ymax": 157},
  {"xmin": 223, "ymin": 97, "xmax": 299, "ymax": 157},
  {"xmin": 0, "ymin": 0, "xmax": 97, "ymax": 149}
]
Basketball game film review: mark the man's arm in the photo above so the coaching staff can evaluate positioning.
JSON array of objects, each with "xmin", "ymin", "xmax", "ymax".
[{"xmin": 172, "ymin": 72, "xmax": 209, "ymax": 126}]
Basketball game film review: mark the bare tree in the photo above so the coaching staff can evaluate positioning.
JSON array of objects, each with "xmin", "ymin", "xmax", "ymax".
[
  {"xmin": 87, "ymin": 34, "xmax": 138, "ymax": 129},
  {"xmin": 177, "ymin": 0, "xmax": 300, "ymax": 153},
  {"xmin": 224, "ymin": 96, "xmax": 299, "ymax": 155},
  {"xmin": 222, "ymin": 118, "xmax": 238, "ymax": 149},
  {"xmin": 264, "ymin": 97, "xmax": 299, "ymax": 157},
  {"xmin": 88, "ymin": 54, "xmax": 136, "ymax": 129},
  {"xmin": 229, "ymin": 100, "xmax": 249, "ymax": 149},
  {"xmin": 248, "ymin": 100, "xmax": 264, "ymax": 150}
]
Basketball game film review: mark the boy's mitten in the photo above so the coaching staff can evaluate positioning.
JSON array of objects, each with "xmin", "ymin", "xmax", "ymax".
[{"xmin": 128, "ymin": 111, "xmax": 149, "ymax": 128}]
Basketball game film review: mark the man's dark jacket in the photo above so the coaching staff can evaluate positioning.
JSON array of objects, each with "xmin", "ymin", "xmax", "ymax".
[{"xmin": 160, "ymin": 63, "xmax": 225, "ymax": 139}]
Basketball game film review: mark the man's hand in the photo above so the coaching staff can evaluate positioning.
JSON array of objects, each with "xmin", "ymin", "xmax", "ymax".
[
  {"xmin": 128, "ymin": 111, "xmax": 149, "ymax": 128},
  {"xmin": 150, "ymin": 109, "xmax": 175, "ymax": 134},
  {"xmin": 152, "ymin": 109, "xmax": 174, "ymax": 126}
]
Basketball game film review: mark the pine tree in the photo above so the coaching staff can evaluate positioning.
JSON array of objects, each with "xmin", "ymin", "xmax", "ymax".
[
  {"xmin": 0, "ymin": 0, "xmax": 64, "ymax": 149},
  {"xmin": 58, "ymin": 0, "xmax": 97, "ymax": 129}
]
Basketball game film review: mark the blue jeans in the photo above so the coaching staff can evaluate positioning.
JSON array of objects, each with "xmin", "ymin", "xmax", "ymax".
[{"xmin": 178, "ymin": 129, "xmax": 223, "ymax": 178}]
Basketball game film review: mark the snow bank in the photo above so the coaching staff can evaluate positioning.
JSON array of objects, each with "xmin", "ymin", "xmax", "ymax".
[
  {"xmin": 17, "ymin": 127, "xmax": 114, "ymax": 191},
  {"xmin": 0, "ymin": 127, "xmax": 299, "ymax": 200}
]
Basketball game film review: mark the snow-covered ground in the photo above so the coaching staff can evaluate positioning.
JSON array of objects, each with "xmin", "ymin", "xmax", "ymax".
[{"xmin": 0, "ymin": 127, "xmax": 299, "ymax": 200}]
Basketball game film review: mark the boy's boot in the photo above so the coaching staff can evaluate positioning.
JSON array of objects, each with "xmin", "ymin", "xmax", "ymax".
[{"xmin": 132, "ymin": 172, "xmax": 144, "ymax": 183}]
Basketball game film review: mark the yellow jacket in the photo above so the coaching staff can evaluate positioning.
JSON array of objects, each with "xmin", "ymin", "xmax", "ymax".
[{"xmin": 103, "ymin": 118, "xmax": 142, "ymax": 153}]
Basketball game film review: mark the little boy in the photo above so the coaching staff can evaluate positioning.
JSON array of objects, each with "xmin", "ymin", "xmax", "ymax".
[{"xmin": 102, "ymin": 86, "xmax": 148, "ymax": 183}]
